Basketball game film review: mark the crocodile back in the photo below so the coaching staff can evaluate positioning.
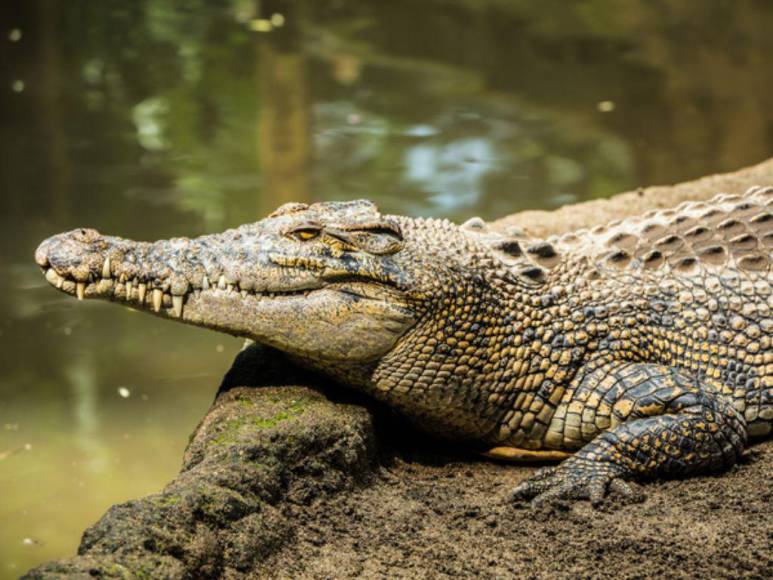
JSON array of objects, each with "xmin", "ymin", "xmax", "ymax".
[
  {"xmin": 555, "ymin": 186, "xmax": 773, "ymax": 277},
  {"xmin": 546, "ymin": 186, "xmax": 773, "ymax": 436}
]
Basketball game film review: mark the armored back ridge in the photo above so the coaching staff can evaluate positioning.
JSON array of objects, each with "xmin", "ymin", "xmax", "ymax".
[{"xmin": 35, "ymin": 187, "xmax": 773, "ymax": 505}]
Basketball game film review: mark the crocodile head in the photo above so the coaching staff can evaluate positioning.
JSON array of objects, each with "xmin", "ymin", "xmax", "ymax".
[{"xmin": 34, "ymin": 200, "xmax": 457, "ymax": 366}]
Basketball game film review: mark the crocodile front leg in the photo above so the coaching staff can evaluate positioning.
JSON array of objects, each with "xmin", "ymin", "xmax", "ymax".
[{"xmin": 511, "ymin": 361, "xmax": 748, "ymax": 506}]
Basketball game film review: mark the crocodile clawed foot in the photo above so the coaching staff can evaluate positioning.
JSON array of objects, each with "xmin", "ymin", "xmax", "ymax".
[{"xmin": 509, "ymin": 457, "xmax": 644, "ymax": 508}]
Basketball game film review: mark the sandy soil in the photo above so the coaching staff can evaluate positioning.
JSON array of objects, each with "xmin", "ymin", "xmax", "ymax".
[{"xmin": 266, "ymin": 436, "xmax": 772, "ymax": 579}]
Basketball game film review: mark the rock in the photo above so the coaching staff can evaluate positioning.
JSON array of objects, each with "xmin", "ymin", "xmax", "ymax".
[{"xmin": 24, "ymin": 348, "xmax": 375, "ymax": 579}]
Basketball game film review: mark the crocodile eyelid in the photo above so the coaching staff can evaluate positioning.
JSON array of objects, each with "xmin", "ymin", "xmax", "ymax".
[
  {"xmin": 370, "ymin": 225, "xmax": 403, "ymax": 238},
  {"xmin": 286, "ymin": 222, "xmax": 323, "ymax": 241}
]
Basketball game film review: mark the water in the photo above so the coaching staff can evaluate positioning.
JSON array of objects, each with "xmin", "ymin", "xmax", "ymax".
[{"xmin": 1, "ymin": 0, "xmax": 771, "ymax": 574}]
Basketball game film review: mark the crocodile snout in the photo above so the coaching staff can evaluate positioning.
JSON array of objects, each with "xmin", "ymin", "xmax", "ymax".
[
  {"xmin": 36, "ymin": 228, "xmax": 104, "ymax": 274},
  {"xmin": 35, "ymin": 228, "xmax": 101, "ymax": 268},
  {"xmin": 35, "ymin": 228, "xmax": 109, "ymax": 299}
]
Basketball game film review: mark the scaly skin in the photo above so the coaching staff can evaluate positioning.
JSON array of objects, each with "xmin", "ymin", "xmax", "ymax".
[{"xmin": 35, "ymin": 188, "xmax": 773, "ymax": 506}]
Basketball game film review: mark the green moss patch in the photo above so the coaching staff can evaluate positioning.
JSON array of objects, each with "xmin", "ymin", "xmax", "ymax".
[{"xmin": 209, "ymin": 398, "xmax": 309, "ymax": 446}]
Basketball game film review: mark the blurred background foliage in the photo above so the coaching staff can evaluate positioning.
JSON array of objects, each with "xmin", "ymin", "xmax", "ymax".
[{"xmin": 0, "ymin": 0, "xmax": 771, "ymax": 574}]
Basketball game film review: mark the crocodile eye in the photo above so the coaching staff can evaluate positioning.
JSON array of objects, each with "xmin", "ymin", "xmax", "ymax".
[
  {"xmin": 293, "ymin": 228, "xmax": 320, "ymax": 241},
  {"xmin": 287, "ymin": 223, "xmax": 322, "ymax": 242}
]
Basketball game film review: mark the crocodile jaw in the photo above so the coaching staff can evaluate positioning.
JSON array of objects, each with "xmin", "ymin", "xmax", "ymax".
[{"xmin": 35, "ymin": 228, "xmax": 416, "ymax": 363}]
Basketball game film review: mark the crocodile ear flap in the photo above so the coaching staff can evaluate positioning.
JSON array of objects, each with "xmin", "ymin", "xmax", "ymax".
[{"xmin": 325, "ymin": 224, "xmax": 403, "ymax": 255}]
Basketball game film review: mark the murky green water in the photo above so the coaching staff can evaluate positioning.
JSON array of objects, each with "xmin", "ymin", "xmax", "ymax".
[{"xmin": 1, "ymin": 0, "xmax": 771, "ymax": 574}]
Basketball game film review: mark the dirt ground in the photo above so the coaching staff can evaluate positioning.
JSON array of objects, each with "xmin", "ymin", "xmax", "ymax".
[
  {"xmin": 26, "ymin": 159, "xmax": 773, "ymax": 579},
  {"xmin": 268, "ymin": 439, "xmax": 773, "ymax": 579}
]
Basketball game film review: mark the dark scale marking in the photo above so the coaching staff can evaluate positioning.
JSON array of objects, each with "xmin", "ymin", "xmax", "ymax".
[
  {"xmin": 718, "ymin": 218, "xmax": 744, "ymax": 232},
  {"xmin": 642, "ymin": 250, "xmax": 664, "ymax": 269},
  {"xmin": 674, "ymin": 256, "xmax": 698, "ymax": 271},
  {"xmin": 685, "ymin": 225, "xmax": 711, "ymax": 239},
  {"xmin": 527, "ymin": 242, "xmax": 559, "ymax": 264},
  {"xmin": 729, "ymin": 233, "xmax": 758, "ymax": 250},
  {"xmin": 655, "ymin": 234, "xmax": 682, "ymax": 249},
  {"xmin": 606, "ymin": 250, "xmax": 631, "ymax": 267},
  {"xmin": 700, "ymin": 245, "xmax": 726, "ymax": 262},
  {"xmin": 519, "ymin": 266, "xmax": 547, "ymax": 283},
  {"xmin": 700, "ymin": 208, "xmax": 722, "ymax": 220},
  {"xmin": 738, "ymin": 254, "xmax": 769, "ymax": 272},
  {"xmin": 750, "ymin": 212, "xmax": 773, "ymax": 224},
  {"xmin": 494, "ymin": 239, "xmax": 523, "ymax": 256}
]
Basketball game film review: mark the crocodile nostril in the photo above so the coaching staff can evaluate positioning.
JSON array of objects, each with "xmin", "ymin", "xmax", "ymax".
[
  {"xmin": 34, "ymin": 241, "xmax": 50, "ymax": 267},
  {"xmin": 71, "ymin": 228, "xmax": 101, "ymax": 243}
]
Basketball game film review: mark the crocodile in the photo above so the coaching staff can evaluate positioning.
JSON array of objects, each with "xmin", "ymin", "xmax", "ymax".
[{"xmin": 35, "ymin": 187, "xmax": 773, "ymax": 505}]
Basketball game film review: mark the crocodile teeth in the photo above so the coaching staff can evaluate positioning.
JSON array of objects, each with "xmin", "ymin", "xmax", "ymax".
[
  {"xmin": 102, "ymin": 257, "xmax": 111, "ymax": 279},
  {"xmin": 76, "ymin": 282, "xmax": 86, "ymax": 300},
  {"xmin": 138, "ymin": 283, "xmax": 147, "ymax": 303},
  {"xmin": 218, "ymin": 275, "xmax": 226, "ymax": 290},
  {"xmin": 152, "ymin": 288, "xmax": 163, "ymax": 312},
  {"xmin": 172, "ymin": 295, "xmax": 184, "ymax": 318},
  {"xmin": 201, "ymin": 276, "xmax": 210, "ymax": 290},
  {"xmin": 45, "ymin": 268, "xmax": 63, "ymax": 287},
  {"xmin": 125, "ymin": 279, "xmax": 134, "ymax": 298}
]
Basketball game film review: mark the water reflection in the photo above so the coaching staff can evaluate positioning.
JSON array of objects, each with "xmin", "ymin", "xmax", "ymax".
[{"xmin": 0, "ymin": 0, "xmax": 771, "ymax": 573}]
